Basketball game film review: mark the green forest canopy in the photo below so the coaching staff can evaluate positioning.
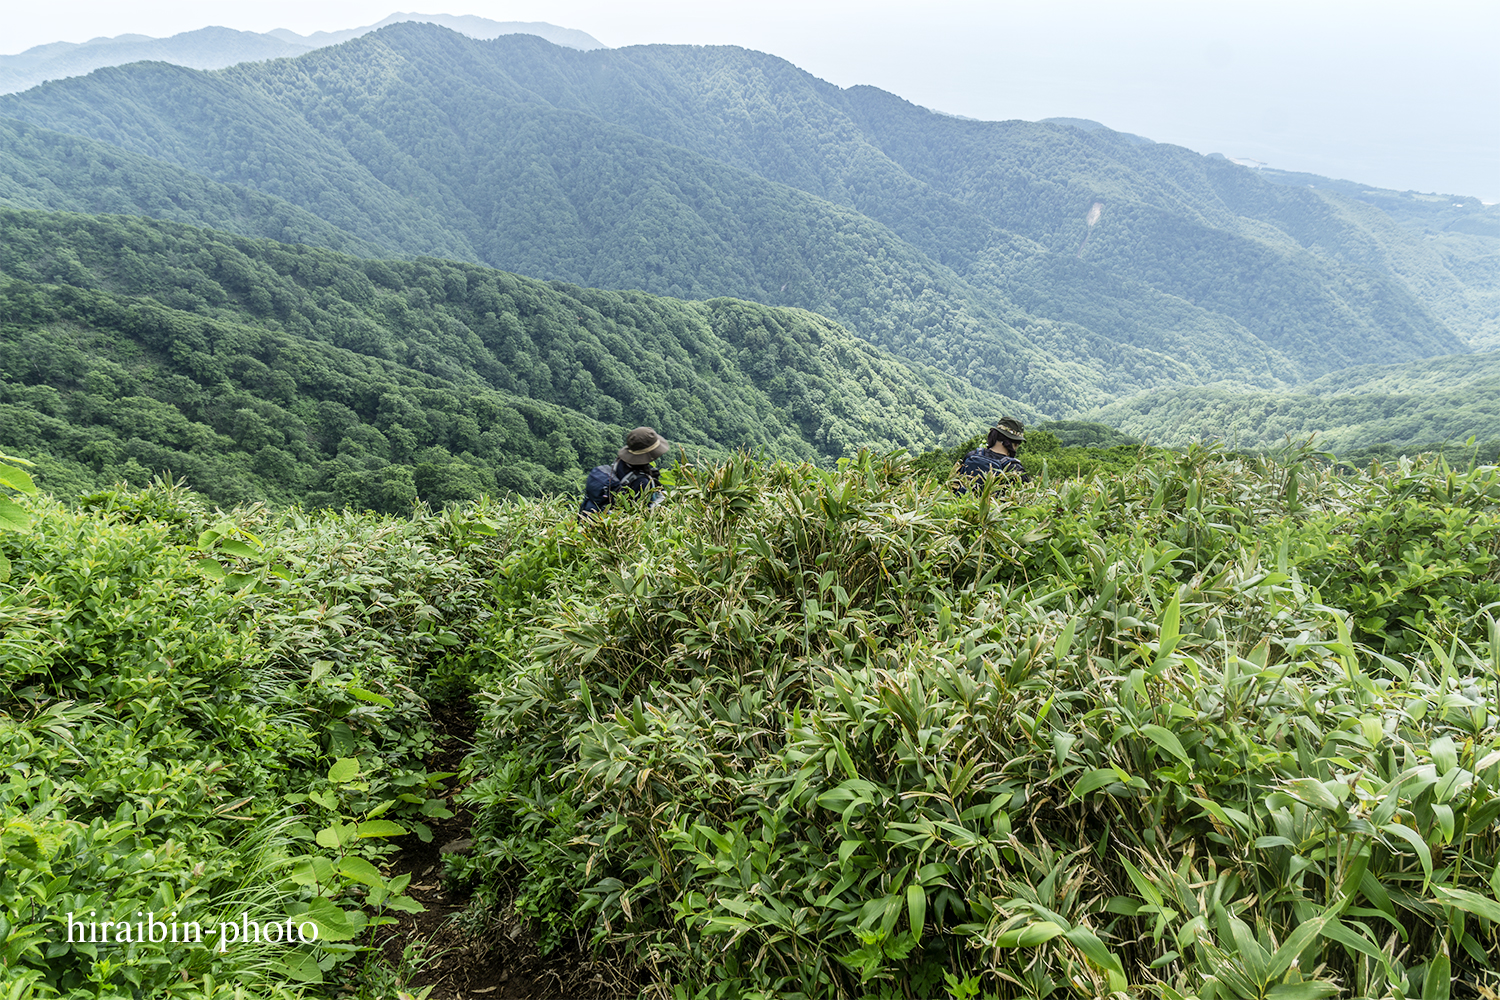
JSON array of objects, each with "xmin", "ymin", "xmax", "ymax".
[
  {"xmin": 1090, "ymin": 351, "xmax": 1500, "ymax": 452},
  {"xmin": 0, "ymin": 207, "xmax": 1027, "ymax": 510}
]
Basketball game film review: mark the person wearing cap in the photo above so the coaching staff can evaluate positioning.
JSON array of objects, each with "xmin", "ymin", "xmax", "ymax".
[
  {"xmin": 578, "ymin": 426, "xmax": 670, "ymax": 516},
  {"xmin": 953, "ymin": 418, "xmax": 1032, "ymax": 491}
]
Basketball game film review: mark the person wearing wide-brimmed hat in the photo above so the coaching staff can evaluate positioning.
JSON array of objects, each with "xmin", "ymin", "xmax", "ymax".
[
  {"xmin": 953, "ymin": 417, "xmax": 1032, "ymax": 491},
  {"xmin": 579, "ymin": 426, "xmax": 670, "ymax": 516}
]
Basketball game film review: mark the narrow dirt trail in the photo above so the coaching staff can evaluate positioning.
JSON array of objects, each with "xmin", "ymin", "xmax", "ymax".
[{"xmin": 375, "ymin": 700, "xmax": 641, "ymax": 999}]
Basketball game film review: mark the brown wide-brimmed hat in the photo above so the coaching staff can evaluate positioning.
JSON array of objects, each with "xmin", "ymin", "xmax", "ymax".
[
  {"xmin": 618, "ymin": 426, "xmax": 670, "ymax": 463},
  {"xmin": 994, "ymin": 417, "xmax": 1026, "ymax": 443}
]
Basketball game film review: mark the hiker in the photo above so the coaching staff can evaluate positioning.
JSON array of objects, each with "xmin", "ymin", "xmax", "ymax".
[
  {"xmin": 579, "ymin": 426, "xmax": 669, "ymax": 516},
  {"xmin": 954, "ymin": 417, "xmax": 1032, "ymax": 490}
]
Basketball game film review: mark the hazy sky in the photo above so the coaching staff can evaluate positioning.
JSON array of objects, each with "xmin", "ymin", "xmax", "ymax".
[{"xmin": 4, "ymin": 0, "xmax": 1496, "ymax": 202}]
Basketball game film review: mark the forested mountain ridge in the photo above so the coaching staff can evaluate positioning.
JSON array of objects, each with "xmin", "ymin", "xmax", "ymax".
[
  {"xmin": 1250, "ymin": 166, "xmax": 1500, "ymax": 349},
  {"xmin": 1088, "ymin": 351, "xmax": 1500, "ymax": 451},
  {"xmin": 0, "ymin": 207, "xmax": 1024, "ymax": 507},
  {"xmin": 0, "ymin": 22, "xmax": 1482, "ymax": 418},
  {"xmin": 0, "ymin": 116, "xmax": 386, "ymax": 254}
]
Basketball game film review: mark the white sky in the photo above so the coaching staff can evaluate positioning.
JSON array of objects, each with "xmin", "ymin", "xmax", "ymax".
[{"xmin": 3, "ymin": 0, "xmax": 1497, "ymax": 202}]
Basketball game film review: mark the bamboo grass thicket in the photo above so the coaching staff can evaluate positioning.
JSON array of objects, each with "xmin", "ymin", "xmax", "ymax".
[
  {"xmin": 5, "ymin": 443, "xmax": 1500, "ymax": 998},
  {"xmin": 459, "ymin": 445, "xmax": 1500, "ymax": 999}
]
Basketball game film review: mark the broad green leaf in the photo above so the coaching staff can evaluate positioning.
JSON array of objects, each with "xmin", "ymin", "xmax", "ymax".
[
  {"xmin": 218, "ymin": 540, "xmax": 258, "ymax": 559},
  {"xmin": 1431, "ymin": 736, "xmax": 1458, "ymax": 775},
  {"xmin": 1141, "ymin": 724, "xmax": 1189, "ymax": 763},
  {"xmin": 1433, "ymin": 768, "xmax": 1466, "ymax": 804},
  {"xmin": 997, "ymin": 921, "xmax": 1065, "ymax": 947},
  {"xmin": 1071, "ymin": 767, "xmax": 1124, "ymax": 801},
  {"xmin": 1336, "ymin": 847, "xmax": 1371, "ymax": 913},
  {"xmin": 1017, "ymin": 922, "xmax": 1065, "ymax": 946},
  {"xmin": 1228, "ymin": 916, "xmax": 1270, "ymax": 983},
  {"xmin": 269, "ymin": 951, "xmax": 323, "ymax": 984},
  {"xmin": 315, "ymin": 823, "xmax": 354, "ymax": 849},
  {"xmin": 1423, "ymin": 952, "xmax": 1451, "ymax": 1000},
  {"xmin": 1063, "ymin": 924, "xmax": 1127, "ymax": 984},
  {"xmin": 1266, "ymin": 915, "xmax": 1327, "ymax": 980},
  {"xmin": 348, "ymin": 685, "xmax": 394, "ymax": 708},
  {"xmin": 833, "ymin": 737, "xmax": 859, "ymax": 781},
  {"xmin": 1053, "ymin": 617, "xmax": 1078, "ymax": 662},
  {"xmin": 1382, "ymin": 822, "xmax": 1433, "ymax": 889},
  {"xmin": 1432, "ymin": 803, "xmax": 1455, "ymax": 843},
  {"xmin": 1265, "ymin": 984, "xmax": 1339, "ymax": 1000},
  {"xmin": 907, "ymin": 884, "xmax": 925, "ymax": 942},
  {"xmin": 1281, "ymin": 777, "xmax": 1342, "ymax": 811},
  {"xmin": 356, "ymin": 819, "xmax": 407, "ymax": 839},
  {"xmin": 384, "ymin": 895, "xmax": 426, "ymax": 914},
  {"xmin": 327, "ymin": 758, "xmax": 360, "ymax": 783},
  {"xmin": 298, "ymin": 896, "xmax": 364, "ymax": 942},
  {"xmin": 1120, "ymin": 856, "xmax": 1164, "ymax": 907},
  {"xmin": 337, "ymin": 856, "xmax": 385, "ymax": 888},
  {"xmin": 0, "ymin": 463, "xmax": 36, "ymax": 494},
  {"xmin": 1320, "ymin": 917, "xmax": 1394, "ymax": 977},
  {"xmin": 0, "ymin": 495, "xmax": 32, "ymax": 531},
  {"xmin": 289, "ymin": 856, "xmax": 336, "ymax": 886},
  {"xmin": 1432, "ymin": 885, "xmax": 1500, "ymax": 922},
  {"xmin": 1254, "ymin": 836, "xmax": 1297, "ymax": 849}
]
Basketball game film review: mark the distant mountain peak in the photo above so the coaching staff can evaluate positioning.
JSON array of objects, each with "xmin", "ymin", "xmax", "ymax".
[
  {"xmin": 268, "ymin": 12, "xmax": 607, "ymax": 51},
  {"xmin": 0, "ymin": 13, "xmax": 604, "ymax": 94}
]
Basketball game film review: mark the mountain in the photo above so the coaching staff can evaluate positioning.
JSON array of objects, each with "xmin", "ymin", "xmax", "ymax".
[
  {"xmin": 0, "ymin": 23, "xmax": 1490, "ymax": 423},
  {"xmin": 0, "ymin": 27, "xmax": 309, "ymax": 94},
  {"xmin": 0, "ymin": 14, "xmax": 604, "ymax": 95},
  {"xmin": 0, "ymin": 116, "xmax": 384, "ymax": 253},
  {"xmin": 1249, "ymin": 166, "xmax": 1500, "ymax": 349},
  {"xmin": 265, "ymin": 12, "xmax": 606, "ymax": 51},
  {"xmin": 1087, "ymin": 351, "xmax": 1500, "ymax": 452},
  {"xmin": 0, "ymin": 207, "xmax": 1022, "ymax": 507}
]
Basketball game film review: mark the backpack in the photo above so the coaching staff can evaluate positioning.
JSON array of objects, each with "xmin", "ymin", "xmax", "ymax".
[
  {"xmin": 579, "ymin": 462, "xmax": 660, "ymax": 516},
  {"xmin": 952, "ymin": 448, "xmax": 1030, "ymax": 492}
]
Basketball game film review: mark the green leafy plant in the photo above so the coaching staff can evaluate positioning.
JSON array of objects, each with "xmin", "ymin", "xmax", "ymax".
[{"xmin": 0, "ymin": 447, "xmax": 36, "ymax": 579}]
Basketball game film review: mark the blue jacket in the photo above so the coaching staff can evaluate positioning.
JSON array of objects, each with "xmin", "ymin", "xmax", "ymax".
[
  {"xmin": 579, "ymin": 460, "xmax": 662, "ymax": 516},
  {"xmin": 954, "ymin": 448, "xmax": 1030, "ymax": 491}
]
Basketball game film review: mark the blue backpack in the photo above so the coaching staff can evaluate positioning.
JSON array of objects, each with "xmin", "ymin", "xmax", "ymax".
[
  {"xmin": 579, "ymin": 462, "xmax": 660, "ymax": 516},
  {"xmin": 953, "ymin": 448, "xmax": 1030, "ymax": 492}
]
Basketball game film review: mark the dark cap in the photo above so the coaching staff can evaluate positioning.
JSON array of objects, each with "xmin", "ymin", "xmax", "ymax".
[
  {"xmin": 618, "ymin": 426, "xmax": 669, "ymax": 463},
  {"xmin": 994, "ymin": 418, "xmax": 1026, "ymax": 443}
]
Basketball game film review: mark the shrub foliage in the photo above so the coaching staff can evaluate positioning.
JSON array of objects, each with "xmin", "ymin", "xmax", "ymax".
[
  {"xmin": 462, "ymin": 445, "xmax": 1500, "ymax": 999},
  {"xmin": 5, "ymin": 443, "xmax": 1500, "ymax": 998}
]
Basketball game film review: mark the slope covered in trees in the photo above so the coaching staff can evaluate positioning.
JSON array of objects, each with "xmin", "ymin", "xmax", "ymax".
[
  {"xmin": 0, "ymin": 116, "xmax": 384, "ymax": 254},
  {"xmin": 0, "ymin": 207, "xmax": 1023, "ymax": 509},
  {"xmin": 1089, "ymin": 351, "xmax": 1500, "ymax": 452},
  {"xmin": 0, "ymin": 23, "xmax": 1483, "ymax": 418}
]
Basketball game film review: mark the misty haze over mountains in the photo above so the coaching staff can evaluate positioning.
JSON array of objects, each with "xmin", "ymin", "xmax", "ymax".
[{"xmin": 0, "ymin": 13, "xmax": 606, "ymax": 94}]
